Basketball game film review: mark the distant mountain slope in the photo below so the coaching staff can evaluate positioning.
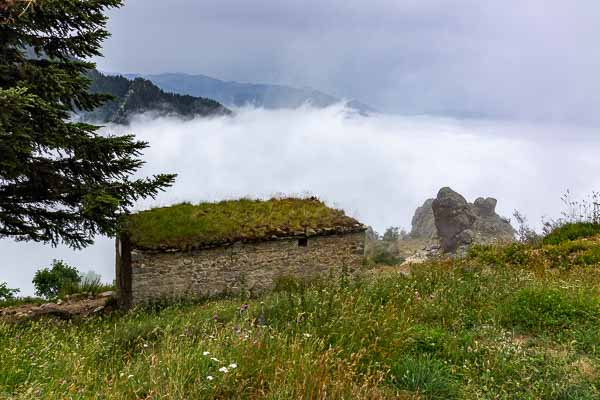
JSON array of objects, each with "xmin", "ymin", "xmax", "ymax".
[
  {"xmin": 84, "ymin": 70, "xmax": 231, "ymax": 124},
  {"xmin": 123, "ymin": 73, "xmax": 375, "ymax": 115}
]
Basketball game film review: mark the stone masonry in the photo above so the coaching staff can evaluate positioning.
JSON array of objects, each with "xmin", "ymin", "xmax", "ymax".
[{"xmin": 117, "ymin": 232, "xmax": 365, "ymax": 306}]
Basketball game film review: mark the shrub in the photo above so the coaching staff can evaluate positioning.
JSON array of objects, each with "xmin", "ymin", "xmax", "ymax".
[
  {"xmin": 543, "ymin": 223, "xmax": 600, "ymax": 245},
  {"xmin": 32, "ymin": 260, "xmax": 81, "ymax": 299},
  {"xmin": 513, "ymin": 210, "xmax": 542, "ymax": 245},
  {"xmin": 0, "ymin": 282, "xmax": 19, "ymax": 302},
  {"xmin": 62, "ymin": 270, "xmax": 114, "ymax": 297},
  {"xmin": 382, "ymin": 226, "xmax": 406, "ymax": 242},
  {"xmin": 468, "ymin": 243, "xmax": 530, "ymax": 267},
  {"xmin": 371, "ymin": 247, "xmax": 405, "ymax": 266}
]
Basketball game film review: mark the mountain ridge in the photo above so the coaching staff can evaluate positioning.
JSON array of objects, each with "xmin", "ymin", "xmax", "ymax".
[
  {"xmin": 117, "ymin": 72, "xmax": 375, "ymax": 115},
  {"xmin": 83, "ymin": 70, "xmax": 231, "ymax": 124}
]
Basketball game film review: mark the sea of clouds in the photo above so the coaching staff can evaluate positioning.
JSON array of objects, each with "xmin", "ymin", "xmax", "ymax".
[{"xmin": 3, "ymin": 105, "xmax": 600, "ymax": 294}]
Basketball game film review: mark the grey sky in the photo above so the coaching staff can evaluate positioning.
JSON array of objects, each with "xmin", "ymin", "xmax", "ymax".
[{"xmin": 95, "ymin": 0, "xmax": 600, "ymax": 124}]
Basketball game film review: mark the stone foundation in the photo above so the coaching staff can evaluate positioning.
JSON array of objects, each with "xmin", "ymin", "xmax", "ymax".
[{"xmin": 116, "ymin": 232, "xmax": 365, "ymax": 306}]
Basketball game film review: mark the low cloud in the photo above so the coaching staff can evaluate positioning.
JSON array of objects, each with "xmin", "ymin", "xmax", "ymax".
[{"xmin": 3, "ymin": 106, "xmax": 600, "ymax": 294}]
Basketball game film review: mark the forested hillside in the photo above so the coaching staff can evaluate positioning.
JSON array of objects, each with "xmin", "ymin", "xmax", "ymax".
[
  {"xmin": 83, "ymin": 70, "xmax": 231, "ymax": 123},
  {"xmin": 126, "ymin": 72, "xmax": 374, "ymax": 115}
]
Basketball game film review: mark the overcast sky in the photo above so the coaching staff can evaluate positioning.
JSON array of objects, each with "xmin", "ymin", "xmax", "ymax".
[{"xmin": 95, "ymin": 0, "xmax": 600, "ymax": 124}]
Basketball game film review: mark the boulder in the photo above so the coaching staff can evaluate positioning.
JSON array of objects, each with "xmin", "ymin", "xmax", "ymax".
[
  {"xmin": 409, "ymin": 198, "xmax": 437, "ymax": 239},
  {"xmin": 430, "ymin": 187, "xmax": 515, "ymax": 253},
  {"xmin": 432, "ymin": 188, "xmax": 477, "ymax": 252},
  {"xmin": 473, "ymin": 197, "xmax": 497, "ymax": 217}
]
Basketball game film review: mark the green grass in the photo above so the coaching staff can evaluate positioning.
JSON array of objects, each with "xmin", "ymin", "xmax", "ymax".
[
  {"xmin": 125, "ymin": 197, "xmax": 364, "ymax": 250},
  {"xmin": 543, "ymin": 222, "xmax": 600, "ymax": 245},
  {"xmin": 3, "ymin": 239, "xmax": 600, "ymax": 398}
]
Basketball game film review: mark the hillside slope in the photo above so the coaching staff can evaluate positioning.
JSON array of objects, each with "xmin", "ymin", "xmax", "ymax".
[
  {"xmin": 3, "ymin": 229, "xmax": 600, "ymax": 398},
  {"xmin": 83, "ymin": 70, "xmax": 231, "ymax": 124},
  {"xmin": 124, "ymin": 72, "xmax": 375, "ymax": 115}
]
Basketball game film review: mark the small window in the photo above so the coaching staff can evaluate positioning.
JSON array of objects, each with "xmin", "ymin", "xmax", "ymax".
[{"xmin": 298, "ymin": 238, "xmax": 308, "ymax": 247}]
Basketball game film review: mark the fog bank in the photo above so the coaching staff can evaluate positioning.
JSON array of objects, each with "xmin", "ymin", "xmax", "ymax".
[{"xmin": 3, "ymin": 106, "xmax": 600, "ymax": 294}]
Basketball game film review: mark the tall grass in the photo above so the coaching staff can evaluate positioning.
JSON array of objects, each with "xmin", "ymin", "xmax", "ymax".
[{"xmin": 2, "ymin": 238, "xmax": 600, "ymax": 399}]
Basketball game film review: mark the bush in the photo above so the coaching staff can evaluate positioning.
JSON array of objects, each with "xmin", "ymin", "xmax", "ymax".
[
  {"xmin": 468, "ymin": 243, "xmax": 530, "ymax": 267},
  {"xmin": 0, "ymin": 282, "xmax": 19, "ymax": 301},
  {"xmin": 543, "ymin": 223, "xmax": 600, "ymax": 245},
  {"xmin": 371, "ymin": 247, "xmax": 405, "ymax": 266},
  {"xmin": 32, "ymin": 260, "xmax": 81, "ymax": 299},
  {"xmin": 513, "ymin": 210, "xmax": 542, "ymax": 245}
]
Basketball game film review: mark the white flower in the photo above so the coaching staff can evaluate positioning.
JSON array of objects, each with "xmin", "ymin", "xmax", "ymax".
[
  {"xmin": 218, "ymin": 367, "xmax": 229, "ymax": 373},
  {"xmin": 210, "ymin": 357, "xmax": 220, "ymax": 362},
  {"xmin": 228, "ymin": 363, "xmax": 237, "ymax": 369},
  {"xmin": 203, "ymin": 351, "xmax": 210, "ymax": 356},
  {"xmin": 303, "ymin": 333, "xmax": 312, "ymax": 338},
  {"xmin": 127, "ymin": 374, "xmax": 134, "ymax": 379},
  {"xmin": 206, "ymin": 375, "xmax": 214, "ymax": 381},
  {"xmin": 143, "ymin": 343, "xmax": 149, "ymax": 348}
]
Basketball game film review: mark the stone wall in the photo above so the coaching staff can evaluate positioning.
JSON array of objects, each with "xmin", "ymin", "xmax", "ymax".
[{"xmin": 117, "ymin": 232, "xmax": 365, "ymax": 306}]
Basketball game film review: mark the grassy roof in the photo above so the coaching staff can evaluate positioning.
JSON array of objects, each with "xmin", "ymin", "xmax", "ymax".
[{"xmin": 124, "ymin": 197, "xmax": 365, "ymax": 250}]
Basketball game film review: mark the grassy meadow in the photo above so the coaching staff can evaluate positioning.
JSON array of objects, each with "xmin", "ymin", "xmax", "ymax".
[{"xmin": 2, "ymin": 232, "xmax": 600, "ymax": 398}]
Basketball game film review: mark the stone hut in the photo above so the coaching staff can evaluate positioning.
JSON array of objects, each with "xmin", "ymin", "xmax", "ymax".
[{"xmin": 116, "ymin": 197, "xmax": 366, "ymax": 307}]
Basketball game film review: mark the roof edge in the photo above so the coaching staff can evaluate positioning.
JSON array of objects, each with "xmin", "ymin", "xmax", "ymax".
[{"xmin": 126, "ymin": 224, "xmax": 367, "ymax": 253}]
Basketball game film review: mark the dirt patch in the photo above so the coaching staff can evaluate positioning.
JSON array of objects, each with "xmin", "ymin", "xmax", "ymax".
[{"xmin": 0, "ymin": 292, "xmax": 115, "ymax": 322}]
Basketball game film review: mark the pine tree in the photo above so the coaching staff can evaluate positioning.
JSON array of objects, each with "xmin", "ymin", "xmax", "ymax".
[{"xmin": 0, "ymin": 0, "xmax": 176, "ymax": 248}]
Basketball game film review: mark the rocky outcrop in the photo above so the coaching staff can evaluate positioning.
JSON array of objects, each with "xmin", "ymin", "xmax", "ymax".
[
  {"xmin": 432, "ymin": 188, "xmax": 477, "ymax": 252},
  {"xmin": 410, "ymin": 187, "xmax": 515, "ymax": 253},
  {"xmin": 409, "ymin": 198, "xmax": 436, "ymax": 239},
  {"xmin": 0, "ymin": 292, "xmax": 114, "ymax": 322}
]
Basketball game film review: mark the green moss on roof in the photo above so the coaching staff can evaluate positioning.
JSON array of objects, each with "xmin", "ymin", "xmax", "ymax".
[{"xmin": 124, "ymin": 197, "xmax": 365, "ymax": 250}]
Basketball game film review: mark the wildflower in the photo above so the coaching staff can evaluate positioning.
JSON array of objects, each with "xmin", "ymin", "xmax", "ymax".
[
  {"xmin": 210, "ymin": 357, "xmax": 220, "ymax": 362},
  {"xmin": 206, "ymin": 375, "xmax": 214, "ymax": 381},
  {"xmin": 127, "ymin": 374, "xmax": 134, "ymax": 379},
  {"xmin": 229, "ymin": 363, "xmax": 237, "ymax": 369},
  {"xmin": 143, "ymin": 343, "xmax": 149, "ymax": 348},
  {"xmin": 303, "ymin": 333, "xmax": 312, "ymax": 338},
  {"xmin": 203, "ymin": 351, "xmax": 210, "ymax": 356},
  {"xmin": 240, "ymin": 303, "xmax": 249, "ymax": 311},
  {"xmin": 218, "ymin": 367, "xmax": 229, "ymax": 373}
]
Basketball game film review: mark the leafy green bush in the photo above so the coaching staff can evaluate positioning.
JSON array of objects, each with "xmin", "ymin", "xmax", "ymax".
[
  {"xmin": 543, "ymin": 223, "xmax": 600, "ymax": 245},
  {"xmin": 32, "ymin": 260, "xmax": 81, "ymax": 299},
  {"xmin": 0, "ymin": 282, "xmax": 19, "ymax": 301},
  {"xmin": 371, "ymin": 247, "xmax": 405, "ymax": 265}
]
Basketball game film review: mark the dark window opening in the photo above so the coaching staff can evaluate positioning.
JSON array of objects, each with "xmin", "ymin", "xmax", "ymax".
[{"xmin": 298, "ymin": 238, "xmax": 308, "ymax": 247}]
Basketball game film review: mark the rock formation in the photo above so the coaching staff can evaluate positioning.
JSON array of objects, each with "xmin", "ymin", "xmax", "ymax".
[
  {"xmin": 410, "ymin": 187, "xmax": 515, "ymax": 253},
  {"xmin": 409, "ymin": 198, "xmax": 436, "ymax": 239}
]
